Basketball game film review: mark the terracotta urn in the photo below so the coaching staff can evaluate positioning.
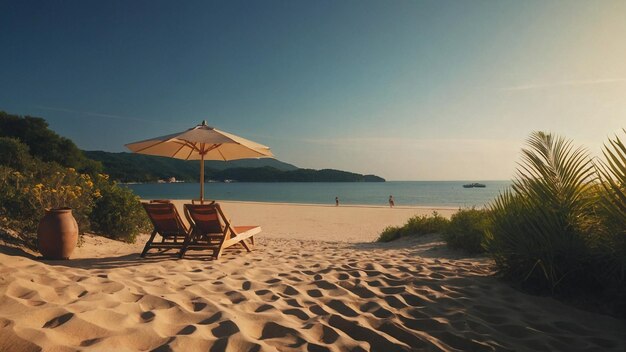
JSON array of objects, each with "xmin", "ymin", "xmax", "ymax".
[{"xmin": 37, "ymin": 208, "xmax": 78, "ymax": 260}]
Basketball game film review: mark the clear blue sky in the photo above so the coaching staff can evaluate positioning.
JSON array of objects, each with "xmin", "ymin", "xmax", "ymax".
[{"xmin": 1, "ymin": 0, "xmax": 624, "ymax": 180}]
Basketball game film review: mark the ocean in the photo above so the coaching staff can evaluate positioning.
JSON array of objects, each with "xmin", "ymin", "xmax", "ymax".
[{"xmin": 124, "ymin": 181, "xmax": 511, "ymax": 208}]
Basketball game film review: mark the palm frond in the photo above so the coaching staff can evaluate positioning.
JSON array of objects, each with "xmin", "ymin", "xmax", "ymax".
[{"xmin": 487, "ymin": 131, "xmax": 599, "ymax": 292}]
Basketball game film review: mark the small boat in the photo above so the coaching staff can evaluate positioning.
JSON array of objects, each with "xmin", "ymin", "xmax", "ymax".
[{"xmin": 463, "ymin": 183, "xmax": 486, "ymax": 188}]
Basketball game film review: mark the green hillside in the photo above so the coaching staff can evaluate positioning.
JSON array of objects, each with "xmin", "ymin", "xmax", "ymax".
[
  {"xmin": 0, "ymin": 111, "xmax": 384, "ymax": 183},
  {"xmin": 85, "ymin": 151, "xmax": 385, "ymax": 183},
  {"xmin": 0, "ymin": 111, "xmax": 102, "ymax": 174}
]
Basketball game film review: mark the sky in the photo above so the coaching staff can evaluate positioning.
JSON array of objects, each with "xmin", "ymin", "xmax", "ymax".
[{"xmin": 1, "ymin": 0, "xmax": 625, "ymax": 180}]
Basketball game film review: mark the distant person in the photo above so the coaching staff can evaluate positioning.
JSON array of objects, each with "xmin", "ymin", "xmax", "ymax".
[
  {"xmin": 389, "ymin": 195, "xmax": 395, "ymax": 208},
  {"xmin": 335, "ymin": 197, "xmax": 339, "ymax": 206}
]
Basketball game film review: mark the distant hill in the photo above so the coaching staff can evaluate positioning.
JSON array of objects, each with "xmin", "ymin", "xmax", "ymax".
[
  {"xmin": 0, "ymin": 111, "xmax": 384, "ymax": 183},
  {"xmin": 84, "ymin": 151, "xmax": 385, "ymax": 183},
  {"xmin": 214, "ymin": 167, "xmax": 385, "ymax": 182}
]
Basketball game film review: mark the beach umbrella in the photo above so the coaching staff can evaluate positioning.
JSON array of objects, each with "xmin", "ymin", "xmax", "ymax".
[{"xmin": 125, "ymin": 120, "xmax": 273, "ymax": 203}]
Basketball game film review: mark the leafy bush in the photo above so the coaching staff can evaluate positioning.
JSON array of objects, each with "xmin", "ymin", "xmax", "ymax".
[
  {"xmin": 402, "ymin": 212, "xmax": 450, "ymax": 236},
  {"xmin": 0, "ymin": 163, "xmax": 96, "ymax": 247},
  {"xmin": 443, "ymin": 208, "xmax": 490, "ymax": 254},
  {"xmin": 378, "ymin": 226, "xmax": 403, "ymax": 242},
  {"xmin": 484, "ymin": 131, "xmax": 625, "ymax": 294},
  {"xmin": 27, "ymin": 164, "xmax": 96, "ymax": 233},
  {"xmin": 90, "ymin": 175, "xmax": 150, "ymax": 243},
  {"xmin": 377, "ymin": 212, "xmax": 450, "ymax": 242},
  {"xmin": 0, "ymin": 164, "xmax": 149, "ymax": 247},
  {"xmin": 0, "ymin": 137, "xmax": 34, "ymax": 171},
  {"xmin": 0, "ymin": 166, "xmax": 41, "ymax": 247},
  {"xmin": 0, "ymin": 112, "xmax": 148, "ymax": 247}
]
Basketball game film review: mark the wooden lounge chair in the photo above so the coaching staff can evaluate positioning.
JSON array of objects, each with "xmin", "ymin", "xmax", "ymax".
[
  {"xmin": 141, "ymin": 201, "xmax": 189, "ymax": 257},
  {"xmin": 180, "ymin": 202, "xmax": 260, "ymax": 259}
]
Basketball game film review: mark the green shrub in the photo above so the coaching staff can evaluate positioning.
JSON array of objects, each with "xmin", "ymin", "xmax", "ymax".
[
  {"xmin": 484, "ymin": 131, "xmax": 624, "ymax": 293},
  {"xmin": 377, "ymin": 212, "xmax": 450, "ymax": 242},
  {"xmin": 0, "ymin": 137, "xmax": 34, "ymax": 171},
  {"xmin": 0, "ymin": 112, "xmax": 147, "ymax": 246},
  {"xmin": 0, "ymin": 166, "xmax": 40, "ymax": 247},
  {"xmin": 0, "ymin": 163, "xmax": 97, "ymax": 247},
  {"xmin": 90, "ymin": 175, "xmax": 150, "ymax": 243},
  {"xmin": 402, "ymin": 212, "xmax": 450, "ymax": 236},
  {"xmin": 0, "ymin": 162, "xmax": 149, "ymax": 247},
  {"xmin": 444, "ymin": 208, "xmax": 490, "ymax": 254},
  {"xmin": 378, "ymin": 226, "xmax": 402, "ymax": 242}
]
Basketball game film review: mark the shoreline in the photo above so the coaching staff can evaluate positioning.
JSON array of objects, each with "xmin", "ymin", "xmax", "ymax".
[
  {"xmin": 125, "ymin": 180, "xmax": 508, "ymax": 210},
  {"xmin": 143, "ymin": 198, "xmax": 462, "ymax": 211}
]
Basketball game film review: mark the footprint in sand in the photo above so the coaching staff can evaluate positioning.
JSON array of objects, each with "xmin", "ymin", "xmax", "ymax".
[
  {"xmin": 254, "ymin": 289, "xmax": 280, "ymax": 302},
  {"xmin": 383, "ymin": 295, "xmax": 407, "ymax": 309},
  {"xmin": 327, "ymin": 315, "xmax": 407, "ymax": 351},
  {"xmin": 361, "ymin": 302, "xmax": 394, "ymax": 318},
  {"xmin": 80, "ymin": 337, "xmax": 103, "ymax": 347},
  {"xmin": 192, "ymin": 301, "xmax": 207, "ymax": 312},
  {"xmin": 198, "ymin": 312, "xmax": 222, "ymax": 325},
  {"xmin": 177, "ymin": 325, "xmax": 196, "ymax": 335},
  {"xmin": 212, "ymin": 320, "xmax": 240, "ymax": 338},
  {"xmin": 255, "ymin": 304, "xmax": 275, "ymax": 313},
  {"xmin": 282, "ymin": 285, "xmax": 300, "ymax": 296},
  {"xmin": 399, "ymin": 315, "xmax": 446, "ymax": 332},
  {"xmin": 313, "ymin": 280, "xmax": 338, "ymax": 290},
  {"xmin": 339, "ymin": 282, "xmax": 376, "ymax": 299},
  {"xmin": 380, "ymin": 286, "xmax": 405, "ymax": 295},
  {"xmin": 225, "ymin": 291, "xmax": 247, "ymax": 304},
  {"xmin": 306, "ymin": 289, "xmax": 323, "ymax": 298},
  {"xmin": 283, "ymin": 308, "xmax": 310, "ymax": 321},
  {"xmin": 43, "ymin": 312, "xmax": 74, "ymax": 328},
  {"xmin": 378, "ymin": 322, "xmax": 429, "ymax": 349},
  {"xmin": 140, "ymin": 311, "xmax": 155, "ymax": 323},
  {"xmin": 308, "ymin": 304, "xmax": 330, "ymax": 316},
  {"xmin": 326, "ymin": 299, "xmax": 359, "ymax": 317}
]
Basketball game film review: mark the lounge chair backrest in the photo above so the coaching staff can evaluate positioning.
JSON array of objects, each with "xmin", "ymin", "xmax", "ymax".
[
  {"xmin": 150, "ymin": 199, "xmax": 171, "ymax": 204},
  {"xmin": 184, "ymin": 203, "xmax": 224, "ymax": 234},
  {"xmin": 142, "ymin": 202, "xmax": 187, "ymax": 236}
]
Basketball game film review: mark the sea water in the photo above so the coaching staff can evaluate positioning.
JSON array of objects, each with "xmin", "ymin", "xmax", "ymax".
[{"xmin": 124, "ymin": 181, "xmax": 511, "ymax": 208}]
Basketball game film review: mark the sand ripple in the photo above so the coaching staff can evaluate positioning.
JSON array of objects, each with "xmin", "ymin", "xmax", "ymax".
[{"xmin": 1, "ymin": 235, "xmax": 625, "ymax": 351}]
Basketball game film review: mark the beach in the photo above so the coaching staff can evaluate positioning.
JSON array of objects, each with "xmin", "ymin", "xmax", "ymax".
[{"xmin": 0, "ymin": 201, "xmax": 624, "ymax": 351}]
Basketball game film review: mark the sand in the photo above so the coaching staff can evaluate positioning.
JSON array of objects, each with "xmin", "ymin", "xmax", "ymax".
[{"xmin": 0, "ymin": 201, "xmax": 624, "ymax": 351}]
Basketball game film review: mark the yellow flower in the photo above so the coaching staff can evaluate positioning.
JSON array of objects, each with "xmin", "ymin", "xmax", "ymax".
[
  {"xmin": 68, "ymin": 168, "xmax": 76, "ymax": 173},
  {"xmin": 86, "ymin": 180, "xmax": 94, "ymax": 188},
  {"xmin": 93, "ymin": 190, "xmax": 102, "ymax": 198},
  {"xmin": 35, "ymin": 183, "xmax": 44, "ymax": 189}
]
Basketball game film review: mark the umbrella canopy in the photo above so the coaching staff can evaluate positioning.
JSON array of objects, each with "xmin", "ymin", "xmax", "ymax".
[{"xmin": 125, "ymin": 121, "xmax": 273, "ymax": 203}]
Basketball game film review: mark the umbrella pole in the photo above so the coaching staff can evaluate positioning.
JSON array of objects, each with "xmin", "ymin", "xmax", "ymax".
[{"xmin": 200, "ymin": 154, "xmax": 204, "ymax": 204}]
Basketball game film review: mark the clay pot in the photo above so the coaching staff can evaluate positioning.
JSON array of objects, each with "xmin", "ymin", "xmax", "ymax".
[{"xmin": 37, "ymin": 208, "xmax": 78, "ymax": 260}]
